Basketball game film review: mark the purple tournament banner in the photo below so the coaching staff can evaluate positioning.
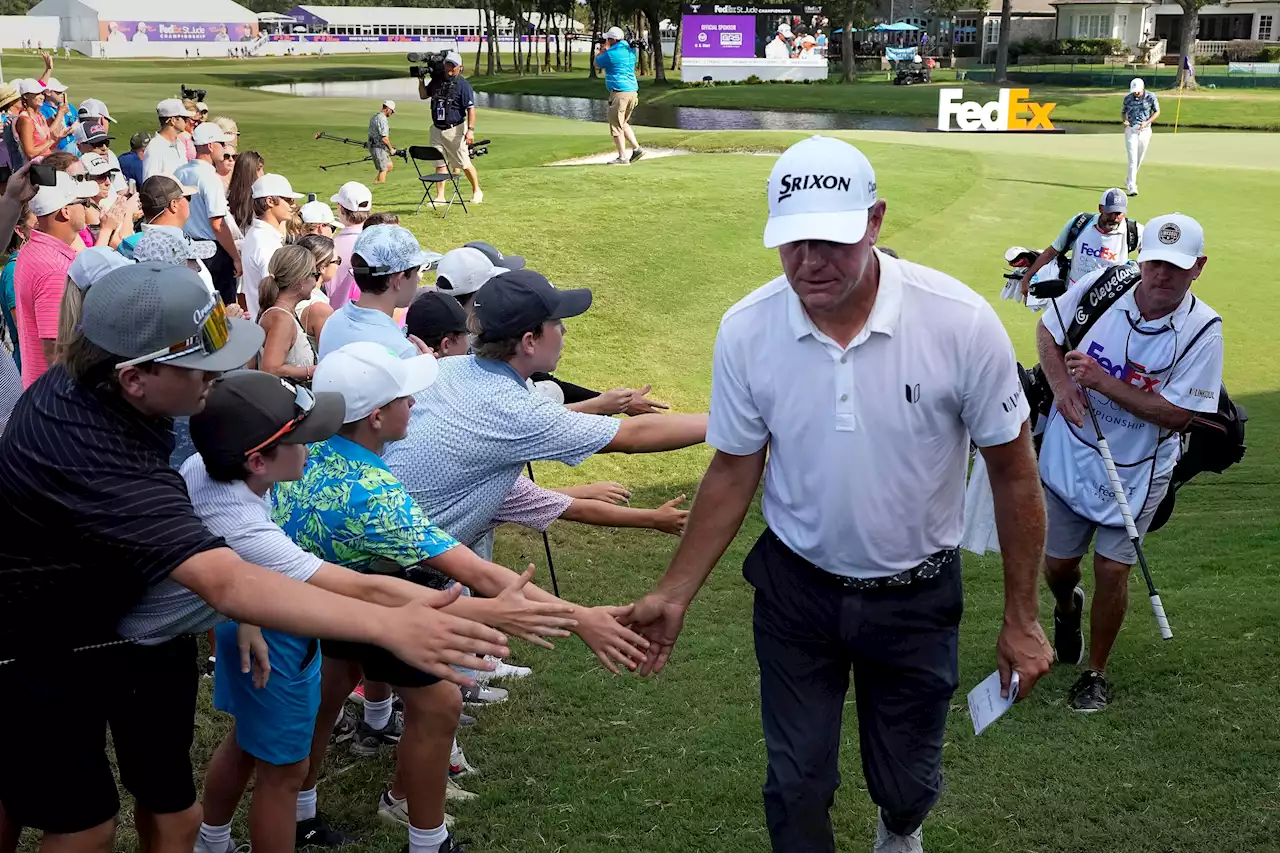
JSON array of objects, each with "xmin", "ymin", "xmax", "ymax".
[
  {"xmin": 100, "ymin": 21, "xmax": 258, "ymax": 42},
  {"xmin": 682, "ymin": 15, "xmax": 756, "ymax": 58}
]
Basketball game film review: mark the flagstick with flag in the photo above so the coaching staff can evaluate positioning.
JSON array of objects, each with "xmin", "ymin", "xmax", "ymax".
[{"xmin": 1174, "ymin": 53, "xmax": 1192, "ymax": 134}]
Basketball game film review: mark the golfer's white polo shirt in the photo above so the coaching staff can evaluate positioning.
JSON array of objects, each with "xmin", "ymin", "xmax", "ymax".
[{"xmin": 709, "ymin": 250, "xmax": 1029, "ymax": 579}]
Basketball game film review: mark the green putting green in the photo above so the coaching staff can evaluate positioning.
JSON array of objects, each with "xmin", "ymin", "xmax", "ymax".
[{"xmin": 5, "ymin": 53, "xmax": 1279, "ymax": 853}]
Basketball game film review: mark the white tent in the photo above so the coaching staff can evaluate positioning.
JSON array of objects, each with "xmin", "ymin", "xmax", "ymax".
[{"xmin": 28, "ymin": 0, "xmax": 257, "ymax": 45}]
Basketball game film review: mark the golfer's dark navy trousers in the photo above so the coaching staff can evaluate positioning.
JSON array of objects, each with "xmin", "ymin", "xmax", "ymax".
[{"xmin": 744, "ymin": 528, "xmax": 963, "ymax": 853}]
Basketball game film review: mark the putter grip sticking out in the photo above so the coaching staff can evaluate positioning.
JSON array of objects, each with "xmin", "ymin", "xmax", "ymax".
[{"xmin": 1150, "ymin": 594, "xmax": 1173, "ymax": 640}]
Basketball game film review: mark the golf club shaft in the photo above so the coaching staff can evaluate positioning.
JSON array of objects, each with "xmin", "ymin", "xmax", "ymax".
[
  {"xmin": 525, "ymin": 462, "xmax": 561, "ymax": 598},
  {"xmin": 1049, "ymin": 294, "xmax": 1173, "ymax": 640}
]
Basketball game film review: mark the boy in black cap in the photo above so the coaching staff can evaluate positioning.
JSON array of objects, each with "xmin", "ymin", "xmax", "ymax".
[
  {"xmin": 0, "ymin": 265, "xmax": 507, "ymax": 853},
  {"xmin": 405, "ymin": 290, "xmax": 470, "ymax": 357}
]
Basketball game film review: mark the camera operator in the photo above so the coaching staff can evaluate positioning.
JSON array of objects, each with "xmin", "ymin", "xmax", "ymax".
[
  {"xmin": 367, "ymin": 100, "xmax": 396, "ymax": 184},
  {"xmin": 417, "ymin": 52, "xmax": 483, "ymax": 205},
  {"xmin": 595, "ymin": 27, "xmax": 644, "ymax": 165}
]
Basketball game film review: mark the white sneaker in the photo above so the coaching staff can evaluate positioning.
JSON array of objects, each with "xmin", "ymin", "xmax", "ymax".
[
  {"xmin": 873, "ymin": 811, "xmax": 924, "ymax": 853},
  {"xmin": 470, "ymin": 189, "xmax": 483, "ymax": 204},
  {"xmin": 475, "ymin": 656, "xmax": 532, "ymax": 684},
  {"xmin": 461, "ymin": 684, "xmax": 508, "ymax": 705},
  {"xmin": 445, "ymin": 777, "xmax": 478, "ymax": 802},
  {"xmin": 450, "ymin": 741, "xmax": 479, "ymax": 777},
  {"xmin": 378, "ymin": 791, "xmax": 454, "ymax": 828}
]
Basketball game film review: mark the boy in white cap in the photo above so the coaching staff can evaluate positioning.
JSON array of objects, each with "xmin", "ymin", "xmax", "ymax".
[
  {"xmin": 176, "ymin": 122, "xmax": 240, "ymax": 304},
  {"xmin": 1038, "ymin": 213, "xmax": 1221, "ymax": 712},
  {"xmin": 420, "ymin": 52, "xmax": 483, "ymax": 203},
  {"xmin": 1121, "ymin": 78, "xmax": 1160, "ymax": 196},
  {"xmin": 300, "ymin": 198, "xmax": 339, "ymax": 236},
  {"xmin": 368, "ymin": 100, "xmax": 397, "ymax": 184},
  {"xmin": 143, "ymin": 98, "xmax": 193, "ymax": 180},
  {"xmin": 241, "ymin": 174, "xmax": 303, "ymax": 320},
  {"xmin": 1018, "ymin": 187, "xmax": 1143, "ymax": 292},
  {"xmin": 627, "ymin": 135, "xmax": 1053, "ymax": 853},
  {"xmin": 433, "ymin": 245, "xmax": 509, "ymax": 311},
  {"xmin": 328, "ymin": 181, "xmax": 374, "ymax": 308}
]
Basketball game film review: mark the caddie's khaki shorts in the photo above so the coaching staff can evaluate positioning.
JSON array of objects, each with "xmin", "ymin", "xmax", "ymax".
[
  {"xmin": 608, "ymin": 90, "xmax": 638, "ymax": 135},
  {"xmin": 429, "ymin": 122, "xmax": 471, "ymax": 171}
]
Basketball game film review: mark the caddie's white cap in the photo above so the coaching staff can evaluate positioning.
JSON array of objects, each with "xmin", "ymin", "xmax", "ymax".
[
  {"xmin": 251, "ymin": 173, "xmax": 304, "ymax": 200},
  {"xmin": 314, "ymin": 341, "xmax": 439, "ymax": 423},
  {"xmin": 30, "ymin": 171, "xmax": 98, "ymax": 217},
  {"xmin": 445, "ymin": 51, "xmax": 463, "ymax": 66},
  {"xmin": 330, "ymin": 181, "xmax": 373, "ymax": 212},
  {"xmin": 157, "ymin": 98, "xmax": 188, "ymax": 118},
  {"xmin": 383, "ymin": 99, "xmax": 397, "ymax": 112},
  {"xmin": 68, "ymin": 246, "xmax": 133, "ymax": 292},
  {"xmin": 1130, "ymin": 77, "xmax": 1145, "ymax": 93},
  {"xmin": 435, "ymin": 246, "xmax": 509, "ymax": 297},
  {"xmin": 1138, "ymin": 213, "xmax": 1205, "ymax": 270},
  {"xmin": 300, "ymin": 200, "xmax": 338, "ymax": 226},
  {"xmin": 43, "ymin": 77, "xmax": 68, "ymax": 93},
  {"xmin": 764, "ymin": 135, "xmax": 878, "ymax": 249},
  {"xmin": 604, "ymin": 26, "xmax": 625, "ymax": 41},
  {"xmin": 192, "ymin": 123, "xmax": 231, "ymax": 146}
]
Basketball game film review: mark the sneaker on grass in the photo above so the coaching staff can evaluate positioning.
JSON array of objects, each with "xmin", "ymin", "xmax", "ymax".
[
  {"xmin": 450, "ymin": 741, "xmax": 479, "ymax": 778},
  {"xmin": 446, "ymin": 777, "xmax": 477, "ymax": 802},
  {"xmin": 296, "ymin": 815, "xmax": 355, "ymax": 848},
  {"xmin": 378, "ymin": 790, "xmax": 454, "ymax": 829},
  {"xmin": 873, "ymin": 810, "xmax": 923, "ymax": 853},
  {"xmin": 458, "ymin": 711, "xmax": 476, "ymax": 727},
  {"xmin": 1068, "ymin": 669, "xmax": 1111, "ymax": 712},
  {"xmin": 398, "ymin": 836, "xmax": 468, "ymax": 853},
  {"xmin": 474, "ymin": 656, "xmax": 531, "ymax": 684},
  {"xmin": 629, "ymin": 148, "xmax": 644, "ymax": 163},
  {"xmin": 331, "ymin": 707, "xmax": 359, "ymax": 744},
  {"xmin": 607, "ymin": 157, "xmax": 628, "ymax": 165},
  {"xmin": 461, "ymin": 684, "xmax": 507, "ymax": 706},
  {"xmin": 1053, "ymin": 586, "xmax": 1085, "ymax": 665},
  {"xmin": 351, "ymin": 712, "xmax": 404, "ymax": 757}
]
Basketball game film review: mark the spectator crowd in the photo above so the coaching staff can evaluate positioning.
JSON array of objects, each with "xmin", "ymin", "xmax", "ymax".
[{"xmin": 0, "ymin": 56, "xmax": 707, "ymax": 853}]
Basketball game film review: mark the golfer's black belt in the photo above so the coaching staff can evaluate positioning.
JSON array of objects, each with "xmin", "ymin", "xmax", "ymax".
[{"xmin": 823, "ymin": 548, "xmax": 958, "ymax": 591}]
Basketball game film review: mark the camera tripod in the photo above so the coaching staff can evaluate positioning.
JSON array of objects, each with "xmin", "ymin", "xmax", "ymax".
[{"xmin": 313, "ymin": 132, "xmax": 409, "ymax": 172}]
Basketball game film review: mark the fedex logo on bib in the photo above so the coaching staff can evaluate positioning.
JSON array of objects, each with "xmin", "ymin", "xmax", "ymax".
[
  {"xmin": 937, "ymin": 88, "xmax": 1056, "ymax": 132},
  {"xmin": 1078, "ymin": 243, "xmax": 1120, "ymax": 262},
  {"xmin": 1085, "ymin": 340, "xmax": 1162, "ymax": 393}
]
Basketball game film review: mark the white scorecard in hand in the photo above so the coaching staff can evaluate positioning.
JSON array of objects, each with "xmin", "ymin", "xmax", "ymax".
[{"xmin": 968, "ymin": 670, "xmax": 1020, "ymax": 736}]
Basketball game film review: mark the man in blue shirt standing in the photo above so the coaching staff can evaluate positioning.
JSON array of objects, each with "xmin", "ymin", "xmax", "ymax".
[
  {"xmin": 1121, "ymin": 77, "xmax": 1160, "ymax": 197},
  {"xmin": 419, "ymin": 52, "xmax": 483, "ymax": 205},
  {"xmin": 595, "ymin": 27, "xmax": 644, "ymax": 164}
]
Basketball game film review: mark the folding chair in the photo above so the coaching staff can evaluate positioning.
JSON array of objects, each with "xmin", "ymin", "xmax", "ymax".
[{"xmin": 409, "ymin": 146, "xmax": 468, "ymax": 217}]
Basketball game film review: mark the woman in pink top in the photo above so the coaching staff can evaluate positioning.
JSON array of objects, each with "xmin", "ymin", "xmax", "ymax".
[{"xmin": 15, "ymin": 83, "xmax": 58, "ymax": 161}]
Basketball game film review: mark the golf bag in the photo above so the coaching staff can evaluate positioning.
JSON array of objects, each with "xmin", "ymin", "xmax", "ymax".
[
  {"xmin": 1018, "ymin": 262, "xmax": 1248, "ymax": 533},
  {"xmin": 1057, "ymin": 213, "xmax": 1140, "ymax": 282}
]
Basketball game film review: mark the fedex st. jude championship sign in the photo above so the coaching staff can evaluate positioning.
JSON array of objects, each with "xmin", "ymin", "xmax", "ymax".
[{"xmin": 937, "ymin": 88, "xmax": 1057, "ymax": 132}]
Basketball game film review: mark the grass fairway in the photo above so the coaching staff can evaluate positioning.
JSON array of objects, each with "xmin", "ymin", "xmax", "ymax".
[{"xmin": 5, "ymin": 55, "xmax": 1280, "ymax": 853}]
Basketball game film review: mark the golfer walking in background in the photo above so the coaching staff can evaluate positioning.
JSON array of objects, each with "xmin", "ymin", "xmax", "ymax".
[
  {"xmin": 1122, "ymin": 78, "xmax": 1159, "ymax": 196},
  {"xmin": 595, "ymin": 27, "xmax": 643, "ymax": 164},
  {"xmin": 628, "ymin": 136, "xmax": 1053, "ymax": 853},
  {"xmin": 367, "ymin": 100, "xmax": 396, "ymax": 184}
]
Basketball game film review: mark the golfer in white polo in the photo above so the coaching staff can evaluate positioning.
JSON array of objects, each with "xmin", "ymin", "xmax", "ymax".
[
  {"xmin": 628, "ymin": 136, "xmax": 1053, "ymax": 853},
  {"xmin": 1122, "ymin": 78, "xmax": 1160, "ymax": 196}
]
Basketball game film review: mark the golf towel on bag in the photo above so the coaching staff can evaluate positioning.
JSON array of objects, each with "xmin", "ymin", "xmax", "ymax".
[{"xmin": 961, "ymin": 452, "xmax": 1000, "ymax": 556}]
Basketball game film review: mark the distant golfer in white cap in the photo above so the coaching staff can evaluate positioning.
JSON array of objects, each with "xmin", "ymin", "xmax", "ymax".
[
  {"xmin": 627, "ymin": 135, "xmax": 1053, "ymax": 853},
  {"xmin": 1121, "ymin": 78, "xmax": 1160, "ymax": 196},
  {"xmin": 368, "ymin": 100, "xmax": 397, "ymax": 184},
  {"xmin": 418, "ymin": 51, "xmax": 483, "ymax": 204}
]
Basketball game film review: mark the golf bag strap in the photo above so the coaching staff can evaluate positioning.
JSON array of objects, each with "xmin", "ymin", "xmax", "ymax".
[
  {"xmin": 1172, "ymin": 311, "xmax": 1222, "ymax": 368},
  {"xmin": 1064, "ymin": 262, "xmax": 1141, "ymax": 348},
  {"xmin": 1057, "ymin": 213, "xmax": 1093, "ymax": 280}
]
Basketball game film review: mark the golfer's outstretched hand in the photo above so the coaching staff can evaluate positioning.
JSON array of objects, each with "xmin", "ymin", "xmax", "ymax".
[
  {"xmin": 625, "ymin": 592, "xmax": 688, "ymax": 676},
  {"xmin": 573, "ymin": 604, "xmax": 650, "ymax": 675},
  {"xmin": 383, "ymin": 587, "xmax": 511, "ymax": 686},
  {"xmin": 996, "ymin": 618, "xmax": 1053, "ymax": 700}
]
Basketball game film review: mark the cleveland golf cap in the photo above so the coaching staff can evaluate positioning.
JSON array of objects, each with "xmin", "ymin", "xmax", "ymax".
[
  {"xmin": 436, "ymin": 246, "xmax": 509, "ymax": 296},
  {"xmin": 353, "ymin": 225, "xmax": 437, "ymax": 276},
  {"xmin": 471, "ymin": 269, "xmax": 592, "ymax": 342},
  {"xmin": 764, "ymin": 136, "xmax": 878, "ymax": 249},
  {"xmin": 1138, "ymin": 213, "xmax": 1205, "ymax": 270},
  {"xmin": 191, "ymin": 370, "xmax": 345, "ymax": 465},
  {"xmin": 465, "ymin": 240, "xmax": 525, "ymax": 271},
  {"xmin": 406, "ymin": 290, "xmax": 469, "ymax": 344},
  {"xmin": 29, "ymin": 172, "xmax": 97, "ymax": 217},
  {"xmin": 1100, "ymin": 188, "xmax": 1128, "ymax": 213},
  {"xmin": 331, "ymin": 181, "xmax": 373, "ymax": 212},
  {"xmin": 83, "ymin": 264, "xmax": 264, "ymax": 371},
  {"xmin": 68, "ymin": 247, "xmax": 133, "ymax": 292},
  {"xmin": 314, "ymin": 341, "xmax": 439, "ymax": 423}
]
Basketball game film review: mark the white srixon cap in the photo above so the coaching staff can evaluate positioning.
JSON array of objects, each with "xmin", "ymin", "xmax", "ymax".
[
  {"xmin": 314, "ymin": 341, "xmax": 439, "ymax": 423},
  {"xmin": 331, "ymin": 181, "xmax": 373, "ymax": 212},
  {"xmin": 252, "ymin": 173, "xmax": 304, "ymax": 200},
  {"xmin": 1138, "ymin": 213, "xmax": 1205, "ymax": 270},
  {"xmin": 764, "ymin": 136, "xmax": 878, "ymax": 249}
]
